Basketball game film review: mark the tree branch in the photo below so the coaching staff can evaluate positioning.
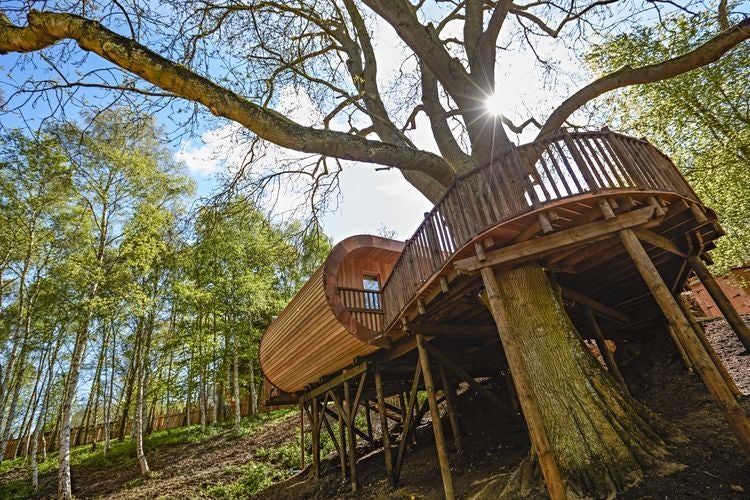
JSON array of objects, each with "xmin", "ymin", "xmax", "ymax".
[
  {"xmin": 539, "ymin": 16, "xmax": 750, "ymax": 138},
  {"xmin": 0, "ymin": 10, "xmax": 455, "ymax": 186},
  {"xmin": 361, "ymin": 0, "xmax": 472, "ymax": 100}
]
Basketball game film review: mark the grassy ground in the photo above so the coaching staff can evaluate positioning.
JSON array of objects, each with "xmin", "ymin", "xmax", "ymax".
[{"xmin": 0, "ymin": 410, "xmax": 301, "ymax": 499}]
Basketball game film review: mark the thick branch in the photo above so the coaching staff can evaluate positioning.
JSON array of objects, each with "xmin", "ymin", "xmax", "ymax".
[
  {"xmin": 361, "ymin": 0, "xmax": 472, "ymax": 100},
  {"xmin": 539, "ymin": 16, "xmax": 750, "ymax": 138},
  {"xmin": 420, "ymin": 63, "xmax": 474, "ymax": 173},
  {"xmin": 0, "ymin": 10, "xmax": 455, "ymax": 186}
]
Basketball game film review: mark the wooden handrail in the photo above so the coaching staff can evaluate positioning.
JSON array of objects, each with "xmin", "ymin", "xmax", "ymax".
[{"xmin": 379, "ymin": 131, "xmax": 698, "ymax": 331}]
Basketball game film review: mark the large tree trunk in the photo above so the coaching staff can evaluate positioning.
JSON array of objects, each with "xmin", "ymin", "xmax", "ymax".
[{"xmin": 487, "ymin": 265, "xmax": 681, "ymax": 498}]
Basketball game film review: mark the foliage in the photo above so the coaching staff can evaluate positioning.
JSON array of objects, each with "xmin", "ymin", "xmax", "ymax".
[
  {"xmin": 0, "ymin": 108, "xmax": 328, "ymax": 496},
  {"xmin": 587, "ymin": 8, "xmax": 750, "ymax": 271}
]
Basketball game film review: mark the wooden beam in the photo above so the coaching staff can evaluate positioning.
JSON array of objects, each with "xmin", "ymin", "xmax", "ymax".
[
  {"xmin": 632, "ymin": 228, "xmax": 686, "ymax": 257},
  {"xmin": 582, "ymin": 307, "xmax": 630, "ymax": 395},
  {"xmin": 406, "ymin": 323, "xmax": 497, "ymax": 337},
  {"xmin": 455, "ymin": 206, "xmax": 657, "ymax": 273},
  {"xmin": 302, "ymin": 362, "xmax": 368, "ymax": 402},
  {"xmin": 620, "ymin": 229, "xmax": 750, "ymax": 459},
  {"xmin": 423, "ymin": 342, "xmax": 521, "ymax": 425},
  {"xmin": 561, "ymin": 287, "xmax": 630, "ymax": 323},
  {"xmin": 375, "ymin": 366, "xmax": 395, "ymax": 485},
  {"xmin": 416, "ymin": 334, "xmax": 455, "ymax": 500},
  {"xmin": 687, "ymin": 255, "xmax": 750, "ymax": 352},
  {"xmin": 323, "ymin": 406, "xmax": 370, "ymax": 442}
]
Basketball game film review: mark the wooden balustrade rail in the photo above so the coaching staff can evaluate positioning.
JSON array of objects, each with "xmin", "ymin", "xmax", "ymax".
[
  {"xmin": 338, "ymin": 286, "xmax": 384, "ymax": 332},
  {"xmin": 380, "ymin": 130, "xmax": 697, "ymax": 330}
]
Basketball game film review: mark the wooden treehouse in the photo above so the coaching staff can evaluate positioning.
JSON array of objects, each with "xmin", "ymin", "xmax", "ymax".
[{"xmin": 258, "ymin": 130, "xmax": 750, "ymax": 498}]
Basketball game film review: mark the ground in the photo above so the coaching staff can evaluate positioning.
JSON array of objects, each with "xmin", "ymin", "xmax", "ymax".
[{"xmin": 0, "ymin": 317, "xmax": 748, "ymax": 499}]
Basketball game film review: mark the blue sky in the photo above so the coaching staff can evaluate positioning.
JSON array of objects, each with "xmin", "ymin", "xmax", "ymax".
[{"xmin": 1, "ymin": 1, "xmax": 730, "ymax": 244}]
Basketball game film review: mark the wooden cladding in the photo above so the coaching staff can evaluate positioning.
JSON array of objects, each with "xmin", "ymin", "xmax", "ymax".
[{"xmin": 381, "ymin": 131, "xmax": 698, "ymax": 329}]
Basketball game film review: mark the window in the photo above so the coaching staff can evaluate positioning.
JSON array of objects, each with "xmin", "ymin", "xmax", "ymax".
[
  {"xmin": 362, "ymin": 274, "xmax": 381, "ymax": 309},
  {"xmin": 362, "ymin": 274, "xmax": 380, "ymax": 291}
]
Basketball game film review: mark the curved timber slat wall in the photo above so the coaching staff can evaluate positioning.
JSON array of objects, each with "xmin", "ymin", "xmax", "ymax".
[{"xmin": 259, "ymin": 235, "xmax": 403, "ymax": 393}]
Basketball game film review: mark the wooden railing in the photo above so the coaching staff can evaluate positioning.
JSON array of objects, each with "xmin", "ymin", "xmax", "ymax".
[
  {"xmin": 380, "ymin": 130, "xmax": 697, "ymax": 330},
  {"xmin": 338, "ymin": 286, "xmax": 385, "ymax": 332}
]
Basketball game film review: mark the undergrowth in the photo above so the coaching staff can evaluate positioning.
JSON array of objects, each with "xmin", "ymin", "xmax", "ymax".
[{"xmin": 0, "ymin": 409, "xmax": 294, "ymax": 499}]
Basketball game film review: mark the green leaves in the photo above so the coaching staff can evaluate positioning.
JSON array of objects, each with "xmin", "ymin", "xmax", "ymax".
[{"xmin": 587, "ymin": 9, "xmax": 750, "ymax": 272}]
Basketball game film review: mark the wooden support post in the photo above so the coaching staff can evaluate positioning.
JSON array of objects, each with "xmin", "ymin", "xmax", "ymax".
[
  {"xmin": 375, "ymin": 366, "xmax": 395, "ymax": 485},
  {"xmin": 300, "ymin": 405, "xmax": 305, "ymax": 470},
  {"xmin": 336, "ymin": 395, "xmax": 348, "ymax": 482},
  {"xmin": 667, "ymin": 325, "xmax": 694, "ymax": 372},
  {"xmin": 344, "ymin": 379, "xmax": 358, "ymax": 492},
  {"xmin": 479, "ymin": 267, "xmax": 568, "ymax": 500},
  {"xmin": 312, "ymin": 397, "xmax": 320, "ymax": 478},
  {"xmin": 620, "ymin": 229, "xmax": 750, "ymax": 458},
  {"xmin": 395, "ymin": 361, "xmax": 422, "ymax": 482},
  {"xmin": 582, "ymin": 307, "xmax": 630, "ymax": 395},
  {"xmin": 424, "ymin": 343, "xmax": 521, "ymax": 424},
  {"xmin": 364, "ymin": 400, "xmax": 374, "ymax": 444},
  {"xmin": 677, "ymin": 297, "xmax": 742, "ymax": 399},
  {"xmin": 687, "ymin": 255, "xmax": 750, "ymax": 353},
  {"xmin": 416, "ymin": 334, "xmax": 455, "ymax": 500},
  {"xmin": 438, "ymin": 362, "xmax": 464, "ymax": 455}
]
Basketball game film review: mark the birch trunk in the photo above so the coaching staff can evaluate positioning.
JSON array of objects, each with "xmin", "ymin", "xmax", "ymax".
[
  {"xmin": 232, "ymin": 333, "xmax": 241, "ymax": 430},
  {"xmin": 249, "ymin": 358, "xmax": 257, "ymax": 417},
  {"xmin": 58, "ymin": 315, "xmax": 95, "ymax": 499},
  {"xmin": 134, "ymin": 333, "xmax": 150, "ymax": 476}
]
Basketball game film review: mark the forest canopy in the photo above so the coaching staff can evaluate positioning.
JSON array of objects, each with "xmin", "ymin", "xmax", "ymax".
[{"xmin": 0, "ymin": 110, "xmax": 330, "ymax": 492}]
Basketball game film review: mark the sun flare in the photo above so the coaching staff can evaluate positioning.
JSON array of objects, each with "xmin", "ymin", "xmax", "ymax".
[{"xmin": 484, "ymin": 92, "xmax": 504, "ymax": 116}]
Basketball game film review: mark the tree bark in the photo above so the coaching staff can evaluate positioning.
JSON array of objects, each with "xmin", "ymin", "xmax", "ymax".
[
  {"xmin": 232, "ymin": 332, "xmax": 241, "ymax": 430},
  {"xmin": 487, "ymin": 265, "xmax": 680, "ymax": 498},
  {"xmin": 134, "ymin": 326, "xmax": 150, "ymax": 476}
]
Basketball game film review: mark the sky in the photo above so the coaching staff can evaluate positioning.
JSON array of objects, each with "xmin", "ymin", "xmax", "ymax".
[
  {"xmin": 170, "ymin": 9, "xmax": 582, "ymax": 244},
  {"xmin": 0, "ymin": 1, "xmax": 707, "ymax": 244}
]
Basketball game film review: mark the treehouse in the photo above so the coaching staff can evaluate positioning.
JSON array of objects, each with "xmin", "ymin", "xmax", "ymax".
[
  {"xmin": 260, "ymin": 235, "xmax": 403, "ymax": 394},
  {"xmin": 258, "ymin": 129, "xmax": 750, "ymax": 499}
]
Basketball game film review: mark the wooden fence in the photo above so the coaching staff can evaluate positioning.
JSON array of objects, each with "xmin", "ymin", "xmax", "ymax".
[{"xmin": 2, "ymin": 398, "xmax": 253, "ymax": 461}]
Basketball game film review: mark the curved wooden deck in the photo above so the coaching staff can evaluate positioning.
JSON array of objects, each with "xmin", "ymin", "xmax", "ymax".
[{"xmin": 380, "ymin": 130, "xmax": 698, "ymax": 334}]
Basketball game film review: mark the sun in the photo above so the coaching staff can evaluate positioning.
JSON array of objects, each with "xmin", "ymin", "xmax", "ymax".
[{"xmin": 484, "ymin": 92, "xmax": 504, "ymax": 116}]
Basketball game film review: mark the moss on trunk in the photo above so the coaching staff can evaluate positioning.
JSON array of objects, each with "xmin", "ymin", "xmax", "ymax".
[{"xmin": 491, "ymin": 265, "xmax": 683, "ymax": 498}]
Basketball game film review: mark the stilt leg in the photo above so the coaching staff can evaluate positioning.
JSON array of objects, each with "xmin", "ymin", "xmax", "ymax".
[
  {"xmin": 688, "ymin": 254, "xmax": 750, "ymax": 352},
  {"xmin": 312, "ymin": 397, "xmax": 320, "ymax": 478},
  {"xmin": 620, "ymin": 229, "xmax": 750, "ymax": 458},
  {"xmin": 438, "ymin": 362, "xmax": 463, "ymax": 455},
  {"xmin": 300, "ymin": 405, "xmax": 305, "ymax": 470},
  {"xmin": 416, "ymin": 334, "xmax": 455, "ymax": 500},
  {"xmin": 344, "ymin": 380, "xmax": 358, "ymax": 492},
  {"xmin": 336, "ymin": 394, "xmax": 347, "ymax": 482},
  {"xmin": 375, "ymin": 366, "xmax": 395, "ymax": 485},
  {"xmin": 582, "ymin": 306, "xmax": 630, "ymax": 395},
  {"xmin": 364, "ymin": 399, "xmax": 373, "ymax": 444}
]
